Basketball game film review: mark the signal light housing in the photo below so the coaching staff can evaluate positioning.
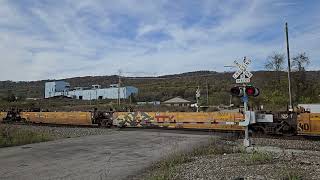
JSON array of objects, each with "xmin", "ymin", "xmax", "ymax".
[
  {"xmin": 230, "ymin": 86, "xmax": 260, "ymax": 97},
  {"xmin": 230, "ymin": 86, "xmax": 244, "ymax": 97},
  {"xmin": 245, "ymin": 86, "xmax": 260, "ymax": 97}
]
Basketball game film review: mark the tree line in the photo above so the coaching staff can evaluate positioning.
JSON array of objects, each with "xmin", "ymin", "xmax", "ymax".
[
  {"xmin": 0, "ymin": 52, "xmax": 318, "ymax": 111},
  {"xmin": 263, "ymin": 52, "xmax": 314, "ymax": 109}
]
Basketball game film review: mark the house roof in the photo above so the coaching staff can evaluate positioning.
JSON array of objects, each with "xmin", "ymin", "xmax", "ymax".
[{"xmin": 163, "ymin": 97, "xmax": 191, "ymax": 104}]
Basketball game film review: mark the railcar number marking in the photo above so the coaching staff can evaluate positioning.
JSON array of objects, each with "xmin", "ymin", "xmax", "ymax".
[{"xmin": 298, "ymin": 123, "xmax": 310, "ymax": 131}]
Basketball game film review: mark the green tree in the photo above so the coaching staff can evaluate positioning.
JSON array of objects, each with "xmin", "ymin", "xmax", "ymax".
[{"xmin": 6, "ymin": 93, "xmax": 16, "ymax": 102}]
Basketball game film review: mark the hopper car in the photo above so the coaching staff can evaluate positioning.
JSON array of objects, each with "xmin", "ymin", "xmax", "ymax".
[{"xmin": 1, "ymin": 109, "xmax": 320, "ymax": 136}]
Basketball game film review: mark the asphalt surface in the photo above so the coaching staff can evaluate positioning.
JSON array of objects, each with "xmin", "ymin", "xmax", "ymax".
[{"xmin": 0, "ymin": 130, "xmax": 212, "ymax": 180}]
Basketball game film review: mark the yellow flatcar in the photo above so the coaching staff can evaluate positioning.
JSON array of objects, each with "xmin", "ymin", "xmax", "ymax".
[
  {"xmin": 20, "ymin": 112, "xmax": 92, "ymax": 125},
  {"xmin": 4, "ymin": 109, "xmax": 320, "ymax": 137},
  {"xmin": 2, "ymin": 110, "xmax": 113, "ymax": 127},
  {"xmin": 297, "ymin": 113, "xmax": 320, "ymax": 135},
  {"xmin": 114, "ymin": 111, "xmax": 245, "ymax": 131},
  {"xmin": 0, "ymin": 112, "xmax": 7, "ymax": 122}
]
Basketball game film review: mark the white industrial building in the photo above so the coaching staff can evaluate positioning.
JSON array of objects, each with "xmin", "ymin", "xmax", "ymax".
[
  {"xmin": 298, "ymin": 104, "xmax": 320, "ymax": 113},
  {"xmin": 45, "ymin": 81, "xmax": 138, "ymax": 100}
]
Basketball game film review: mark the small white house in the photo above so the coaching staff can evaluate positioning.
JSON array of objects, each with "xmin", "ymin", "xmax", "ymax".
[{"xmin": 163, "ymin": 97, "xmax": 191, "ymax": 107}]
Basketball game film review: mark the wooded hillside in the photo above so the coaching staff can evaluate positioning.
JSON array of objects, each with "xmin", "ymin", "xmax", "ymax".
[{"xmin": 1, "ymin": 70, "xmax": 320, "ymax": 110}]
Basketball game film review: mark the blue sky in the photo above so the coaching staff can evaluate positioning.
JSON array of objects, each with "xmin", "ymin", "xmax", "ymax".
[{"xmin": 0, "ymin": 0, "xmax": 319, "ymax": 81}]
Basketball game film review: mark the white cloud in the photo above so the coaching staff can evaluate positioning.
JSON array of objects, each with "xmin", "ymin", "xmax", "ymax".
[{"xmin": 0, "ymin": 0, "xmax": 319, "ymax": 81}]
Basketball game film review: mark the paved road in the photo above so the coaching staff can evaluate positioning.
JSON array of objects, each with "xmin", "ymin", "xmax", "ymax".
[{"xmin": 0, "ymin": 130, "xmax": 212, "ymax": 180}]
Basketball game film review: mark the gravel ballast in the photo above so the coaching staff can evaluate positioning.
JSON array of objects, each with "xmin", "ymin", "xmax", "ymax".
[
  {"xmin": 251, "ymin": 137, "xmax": 320, "ymax": 151},
  {"xmin": 141, "ymin": 137, "xmax": 320, "ymax": 180},
  {"xmin": 176, "ymin": 152, "xmax": 320, "ymax": 180}
]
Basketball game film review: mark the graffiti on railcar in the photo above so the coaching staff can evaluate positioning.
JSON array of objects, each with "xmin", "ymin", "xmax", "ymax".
[
  {"xmin": 115, "ymin": 111, "xmax": 243, "ymax": 129},
  {"xmin": 117, "ymin": 112, "xmax": 155, "ymax": 127},
  {"xmin": 154, "ymin": 114, "xmax": 175, "ymax": 122}
]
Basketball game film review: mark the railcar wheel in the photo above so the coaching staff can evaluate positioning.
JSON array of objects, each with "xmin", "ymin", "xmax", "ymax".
[
  {"xmin": 99, "ymin": 119, "xmax": 113, "ymax": 128},
  {"xmin": 282, "ymin": 122, "xmax": 296, "ymax": 136},
  {"xmin": 99, "ymin": 120, "xmax": 107, "ymax": 127},
  {"xmin": 251, "ymin": 126, "xmax": 267, "ymax": 137}
]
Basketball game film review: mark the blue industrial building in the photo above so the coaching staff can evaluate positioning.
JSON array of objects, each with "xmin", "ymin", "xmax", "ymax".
[{"xmin": 45, "ymin": 81, "xmax": 138, "ymax": 100}]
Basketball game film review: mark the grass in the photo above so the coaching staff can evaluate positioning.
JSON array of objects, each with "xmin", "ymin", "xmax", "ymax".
[
  {"xmin": 0, "ymin": 125, "xmax": 53, "ymax": 147},
  {"xmin": 284, "ymin": 172, "xmax": 301, "ymax": 180},
  {"xmin": 147, "ymin": 151, "xmax": 193, "ymax": 180},
  {"xmin": 143, "ymin": 138, "xmax": 238, "ymax": 180},
  {"xmin": 241, "ymin": 150, "xmax": 273, "ymax": 165},
  {"xmin": 190, "ymin": 140, "xmax": 239, "ymax": 157},
  {"xmin": 281, "ymin": 166, "xmax": 303, "ymax": 180}
]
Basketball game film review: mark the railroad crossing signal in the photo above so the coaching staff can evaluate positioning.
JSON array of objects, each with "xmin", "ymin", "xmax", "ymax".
[
  {"xmin": 230, "ymin": 56, "xmax": 256, "ymax": 148},
  {"xmin": 196, "ymin": 87, "xmax": 200, "ymax": 112},
  {"xmin": 245, "ymin": 86, "xmax": 260, "ymax": 97},
  {"xmin": 230, "ymin": 86, "xmax": 260, "ymax": 97},
  {"xmin": 230, "ymin": 86, "xmax": 244, "ymax": 97},
  {"xmin": 196, "ymin": 87, "xmax": 200, "ymax": 98},
  {"xmin": 233, "ymin": 57, "xmax": 253, "ymax": 84}
]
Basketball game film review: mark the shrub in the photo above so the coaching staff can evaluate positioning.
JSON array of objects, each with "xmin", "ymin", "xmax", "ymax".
[{"xmin": 0, "ymin": 125, "xmax": 53, "ymax": 147}]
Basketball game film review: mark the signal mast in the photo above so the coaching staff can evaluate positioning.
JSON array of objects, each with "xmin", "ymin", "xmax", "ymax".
[{"xmin": 230, "ymin": 57, "xmax": 259, "ymax": 147}]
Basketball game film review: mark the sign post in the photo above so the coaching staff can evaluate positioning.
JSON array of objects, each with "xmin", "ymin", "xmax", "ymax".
[{"xmin": 232, "ymin": 57, "xmax": 252, "ymax": 147}]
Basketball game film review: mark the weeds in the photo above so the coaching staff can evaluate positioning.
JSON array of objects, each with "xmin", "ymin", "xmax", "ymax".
[
  {"xmin": 281, "ymin": 165, "xmax": 302, "ymax": 180},
  {"xmin": 0, "ymin": 125, "xmax": 53, "ymax": 147},
  {"xmin": 147, "ymin": 151, "xmax": 192, "ymax": 180},
  {"xmin": 284, "ymin": 172, "xmax": 301, "ymax": 180},
  {"xmin": 191, "ymin": 139, "xmax": 239, "ymax": 157},
  {"xmin": 241, "ymin": 151, "xmax": 273, "ymax": 165}
]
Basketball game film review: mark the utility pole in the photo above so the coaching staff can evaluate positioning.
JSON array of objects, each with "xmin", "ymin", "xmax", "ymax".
[
  {"xmin": 118, "ymin": 70, "xmax": 121, "ymax": 106},
  {"xmin": 285, "ymin": 22, "xmax": 293, "ymax": 111},
  {"xmin": 206, "ymin": 80, "xmax": 209, "ymax": 105}
]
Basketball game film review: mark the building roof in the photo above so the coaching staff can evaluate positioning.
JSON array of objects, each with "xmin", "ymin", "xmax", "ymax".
[{"xmin": 163, "ymin": 97, "xmax": 191, "ymax": 104}]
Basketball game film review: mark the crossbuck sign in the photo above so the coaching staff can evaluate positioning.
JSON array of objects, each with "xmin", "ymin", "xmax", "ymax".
[{"xmin": 232, "ymin": 57, "xmax": 253, "ymax": 84}]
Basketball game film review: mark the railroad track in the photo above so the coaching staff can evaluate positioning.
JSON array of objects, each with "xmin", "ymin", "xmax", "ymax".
[
  {"xmin": 3, "ymin": 121, "xmax": 320, "ymax": 142},
  {"xmin": 1, "ymin": 121, "xmax": 101, "ymax": 129}
]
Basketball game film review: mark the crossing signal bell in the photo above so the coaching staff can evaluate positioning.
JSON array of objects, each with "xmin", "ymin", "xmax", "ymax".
[{"xmin": 230, "ymin": 86, "xmax": 259, "ymax": 97}]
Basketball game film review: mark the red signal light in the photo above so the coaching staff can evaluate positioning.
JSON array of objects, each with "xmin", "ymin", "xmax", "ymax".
[
  {"xmin": 245, "ymin": 86, "xmax": 259, "ymax": 97},
  {"xmin": 246, "ymin": 87, "xmax": 254, "ymax": 95}
]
